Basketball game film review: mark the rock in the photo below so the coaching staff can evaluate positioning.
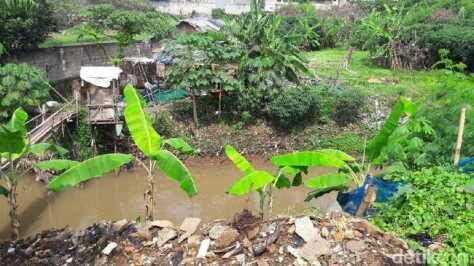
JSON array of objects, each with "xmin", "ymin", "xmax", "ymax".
[
  {"xmin": 247, "ymin": 226, "xmax": 260, "ymax": 240},
  {"xmin": 235, "ymin": 254, "xmax": 246, "ymax": 265},
  {"xmin": 140, "ymin": 255, "xmax": 156, "ymax": 266},
  {"xmin": 215, "ymin": 227, "xmax": 239, "ymax": 249},
  {"xmin": 102, "ymin": 242, "xmax": 118, "ymax": 256},
  {"xmin": 133, "ymin": 228, "xmax": 152, "ymax": 241},
  {"xmin": 346, "ymin": 240, "xmax": 366, "ymax": 252},
  {"xmin": 252, "ymin": 242, "xmax": 267, "ymax": 256},
  {"xmin": 178, "ymin": 217, "xmax": 201, "ymax": 242},
  {"xmin": 295, "ymin": 216, "xmax": 318, "ymax": 242},
  {"xmin": 112, "ymin": 219, "xmax": 131, "ymax": 233},
  {"xmin": 344, "ymin": 229, "xmax": 354, "ymax": 239},
  {"xmin": 352, "ymin": 219, "xmax": 383, "ymax": 237},
  {"xmin": 197, "ymin": 238, "xmax": 210, "ymax": 258},
  {"xmin": 157, "ymin": 228, "xmax": 177, "ymax": 247},
  {"xmin": 7, "ymin": 247, "xmax": 15, "ymax": 254},
  {"xmin": 209, "ymin": 224, "xmax": 227, "ymax": 240},
  {"xmin": 299, "ymin": 237, "xmax": 330, "ymax": 262},
  {"xmin": 321, "ymin": 227, "xmax": 329, "ymax": 239},
  {"xmin": 287, "ymin": 246, "xmax": 300, "ymax": 258},
  {"xmin": 187, "ymin": 235, "xmax": 202, "ymax": 249},
  {"xmin": 66, "ymin": 257, "xmax": 73, "ymax": 263},
  {"xmin": 222, "ymin": 242, "xmax": 243, "ymax": 259},
  {"xmin": 149, "ymin": 220, "xmax": 175, "ymax": 229},
  {"xmin": 257, "ymin": 258, "xmax": 270, "ymax": 266}
]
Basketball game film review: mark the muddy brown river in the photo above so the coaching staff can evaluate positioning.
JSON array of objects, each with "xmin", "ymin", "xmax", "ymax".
[{"xmin": 0, "ymin": 157, "xmax": 336, "ymax": 239}]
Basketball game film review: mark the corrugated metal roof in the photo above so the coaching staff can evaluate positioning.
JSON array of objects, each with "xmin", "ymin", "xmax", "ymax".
[{"xmin": 177, "ymin": 17, "xmax": 224, "ymax": 32}]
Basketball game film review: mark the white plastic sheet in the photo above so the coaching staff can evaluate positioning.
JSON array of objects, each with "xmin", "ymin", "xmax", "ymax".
[{"xmin": 80, "ymin": 66, "xmax": 122, "ymax": 88}]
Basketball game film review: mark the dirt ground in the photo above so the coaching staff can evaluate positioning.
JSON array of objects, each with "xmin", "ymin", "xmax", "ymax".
[{"xmin": 0, "ymin": 210, "xmax": 423, "ymax": 266}]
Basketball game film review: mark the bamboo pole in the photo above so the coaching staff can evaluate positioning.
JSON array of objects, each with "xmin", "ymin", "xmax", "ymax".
[{"xmin": 454, "ymin": 107, "xmax": 466, "ymax": 166}]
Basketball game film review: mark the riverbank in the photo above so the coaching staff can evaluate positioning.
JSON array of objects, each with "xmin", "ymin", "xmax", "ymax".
[{"xmin": 0, "ymin": 211, "xmax": 414, "ymax": 265}]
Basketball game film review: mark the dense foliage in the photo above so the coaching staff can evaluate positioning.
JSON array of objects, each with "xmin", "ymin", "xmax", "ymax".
[
  {"xmin": 372, "ymin": 167, "xmax": 474, "ymax": 264},
  {"xmin": 0, "ymin": 63, "xmax": 50, "ymax": 121},
  {"xmin": 0, "ymin": 0, "xmax": 57, "ymax": 53},
  {"xmin": 268, "ymin": 86, "xmax": 317, "ymax": 128}
]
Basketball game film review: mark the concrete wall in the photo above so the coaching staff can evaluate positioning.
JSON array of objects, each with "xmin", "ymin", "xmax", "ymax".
[
  {"xmin": 150, "ymin": 0, "xmax": 346, "ymax": 15},
  {"xmin": 6, "ymin": 42, "xmax": 154, "ymax": 82}
]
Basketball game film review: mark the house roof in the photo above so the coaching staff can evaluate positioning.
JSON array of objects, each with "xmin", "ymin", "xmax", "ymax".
[
  {"xmin": 177, "ymin": 17, "xmax": 224, "ymax": 32},
  {"xmin": 80, "ymin": 66, "xmax": 122, "ymax": 88}
]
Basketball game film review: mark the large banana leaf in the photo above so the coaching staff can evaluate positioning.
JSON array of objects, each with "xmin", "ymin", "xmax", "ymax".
[
  {"xmin": 163, "ymin": 138, "xmax": 194, "ymax": 154},
  {"xmin": 318, "ymin": 149, "xmax": 355, "ymax": 162},
  {"xmin": 7, "ymin": 107, "xmax": 28, "ymax": 136},
  {"xmin": 36, "ymin": 159, "xmax": 79, "ymax": 171},
  {"xmin": 366, "ymin": 97, "xmax": 416, "ymax": 162},
  {"xmin": 228, "ymin": 170, "xmax": 274, "ymax": 196},
  {"xmin": 29, "ymin": 143, "xmax": 69, "ymax": 156},
  {"xmin": 225, "ymin": 145, "xmax": 255, "ymax": 175},
  {"xmin": 271, "ymin": 151, "xmax": 346, "ymax": 168},
  {"xmin": 152, "ymin": 150, "xmax": 197, "ymax": 197},
  {"xmin": 123, "ymin": 84, "xmax": 161, "ymax": 157},
  {"xmin": 47, "ymin": 153, "xmax": 133, "ymax": 191},
  {"xmin": 304, "ymin": 173, "xmax": 350, "ymax": 189},
  {"xmin": 0, "ymin": 126, "xmax": 26, "ymax": 155}
]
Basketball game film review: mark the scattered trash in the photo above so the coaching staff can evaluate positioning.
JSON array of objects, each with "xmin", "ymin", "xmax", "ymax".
[
  {"xmin": 196, "ymin": 238, "xmax": 210, "ymax": 258},
  {"xmin": 102, "ymin": 242, "xmax": 118, "ymax": 256},
  {"xmin": 0, "ymin": 212, "xmax": 413, "ymax": 265}
]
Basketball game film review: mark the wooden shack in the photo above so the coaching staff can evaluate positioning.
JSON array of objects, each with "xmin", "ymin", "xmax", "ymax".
[{"xmin": 79, "ymin": 66, "xmax": 123, "ymax": 125}]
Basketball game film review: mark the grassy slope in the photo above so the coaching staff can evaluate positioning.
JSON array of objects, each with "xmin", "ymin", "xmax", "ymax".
[
  {"xmin": 306, "ymin": 48, "xmax": 473, "ymax": 98},
  {"xmin": 39, "ymin": 27, "xmax": 151, "ymax": 48}
]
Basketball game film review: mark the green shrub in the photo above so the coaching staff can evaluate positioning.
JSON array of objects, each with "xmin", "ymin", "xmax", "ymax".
[
  {"xmin": 153, "ymin": 111, "xmax": 177, "ymax": 138},
  {"xmin": 372, "ymin": 167, "xmax": 474, "ymax": 264},
  {"xmin": 268, "ymin": 86, "xmax": 318, "ymax": 129},
  {"xmin": 0, "ymin": 63, "xmax": 50, "ymax": 121},
  {"xmin": 420, "ymin": 23, "xmax": 474, "ymax": 71},
  {"xmin": 332, "ymin": 89, "xmax": 367, "ymax": 126},
  {"xmin": 309, "ymin": 85, "xmax": 336, "ymax": 124},
  {"xmin": 0, "ymin": 0, "xmax": 57, "ymax": 53}
]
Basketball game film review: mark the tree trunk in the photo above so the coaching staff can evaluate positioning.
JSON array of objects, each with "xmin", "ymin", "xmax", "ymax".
[
  {"xmin": 191, "ymin": 90, "xmax": 199, "ymax": 128},
  {"xmin": 144, "ymin": 174, "xmax": 155, "ymax": 221},
  {"xmin": 8, "ymin": 181, "xmax": 20, "ymax": 240}
]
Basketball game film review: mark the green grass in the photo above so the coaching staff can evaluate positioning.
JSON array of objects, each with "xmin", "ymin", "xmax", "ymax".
[
  {"xmin": 39, "ymin": 26, "xmax": 152, "ymax": 48},
  {"xmin": 306, "ymin": 48, "xmax": 474, "ymax": 98}
]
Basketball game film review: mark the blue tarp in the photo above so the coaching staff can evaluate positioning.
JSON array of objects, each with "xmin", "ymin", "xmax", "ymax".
[
  {"xmin": 459, "ymin": 157, "xmax": 474, "ymax": 173},
  {"xmin": 336, "ymin": 175, "xmax": 402, "ymax": 217}
]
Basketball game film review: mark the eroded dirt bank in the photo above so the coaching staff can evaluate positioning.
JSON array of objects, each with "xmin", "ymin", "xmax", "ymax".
[{"xmin": 0, "ymin": 210, "xmax": 418, "ymax": 265}]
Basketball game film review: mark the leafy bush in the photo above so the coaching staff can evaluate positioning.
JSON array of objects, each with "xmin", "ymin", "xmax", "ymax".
[
  {"xmin": 372, "ymin": 167, "xmax": 474, "ymax": 264},
  {"xmin": 420, "ymin": 23, "xmax": 474, "ymax": 71},
  {"xmin": 0, "ymin": 0, "xmax": 57, "ymax": 53},
  {"xmin": 0, "ymin": 63, "xmax": 50, "ymax": 121},
  {"xmin": 309, "ymin": 85, "xmax": 336, "ymax": 124},
  {"xmin": 278, "ymin": 4, "xmax": 320, "ymax": 51},
  {"xmin": 268, "ymin": 86, "xmax": 318, "ymax": 129},
  {"xmin": 332, "ymin": 89, "xmax": 367, "ymax": 126},
  {"xmin": 85, "ymin": 4, "xmax": 115, "ymax": 30},
  {"xmin": 419, "ymin": 81, "xmax": 474, "ymax": 164}
]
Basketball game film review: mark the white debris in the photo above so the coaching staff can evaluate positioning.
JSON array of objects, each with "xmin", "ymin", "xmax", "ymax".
[
  {"xmin": 102, "ymin": 241, "xmax": 118, "ymax": 256},
  {"xmin": 197, "ymin": 238, "xmax": 211, "ymax": 258}
]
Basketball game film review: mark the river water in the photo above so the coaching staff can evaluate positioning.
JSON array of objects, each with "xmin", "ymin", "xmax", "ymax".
[{"xmin": 0, "ymin": 157, "xmax": 335, "ymax": 239}]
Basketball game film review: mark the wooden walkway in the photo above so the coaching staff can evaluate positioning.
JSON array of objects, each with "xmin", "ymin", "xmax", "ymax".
[
  {"xmin": 1, "ymin": 103, "xmax": 77, "ymax": 170},
  {"xmin": 26, "ymin": 104, "xmax": 77, "ymax": 144}
]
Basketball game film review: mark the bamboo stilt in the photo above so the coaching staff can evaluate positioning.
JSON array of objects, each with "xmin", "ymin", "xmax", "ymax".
[{"xmin": 454, "ymin": 107, "xmax": 466, "ymax": 166}]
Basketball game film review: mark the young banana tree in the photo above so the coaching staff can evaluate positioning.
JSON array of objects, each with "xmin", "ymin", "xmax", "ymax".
[
  {"xmin": 0, "ymin": 108, "xmax": 133, "ymax": 239},
  {"xmin": 225, "ymin": 145, "xmax": 355, "ymax": 218},
  {"xmin": 123, "ymin": 84, "xmax": 197, "ymax": 221},
  {"xmin": 299, "ymin": 96, "xmax": 417, "ymax": 202}
]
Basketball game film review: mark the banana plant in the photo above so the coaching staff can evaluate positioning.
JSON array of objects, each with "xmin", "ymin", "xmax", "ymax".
[
  {"xmin": 123, "ymin": 84, "xmax": 197, "ymax": 221},
  {"xmin": 300, "ymin": 96, "xmax": 417, "ymax": 202},
  {"xmin": 225, "ymin": 145, "xmax": 354, "ymax": 218},
  {"xmin": 0, "ymin": 108, "xmax": 132, "ymax": 239}
]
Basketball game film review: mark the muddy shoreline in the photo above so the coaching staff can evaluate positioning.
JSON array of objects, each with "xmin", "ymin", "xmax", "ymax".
[{"xmin": 0, "ymin": 211, "xmax": 416, "ymax": 265}]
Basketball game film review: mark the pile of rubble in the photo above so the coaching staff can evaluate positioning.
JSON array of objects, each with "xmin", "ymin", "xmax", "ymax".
[{"xmin": 0, "ymin": 210, "xmax": 418, "ymax": 265}]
